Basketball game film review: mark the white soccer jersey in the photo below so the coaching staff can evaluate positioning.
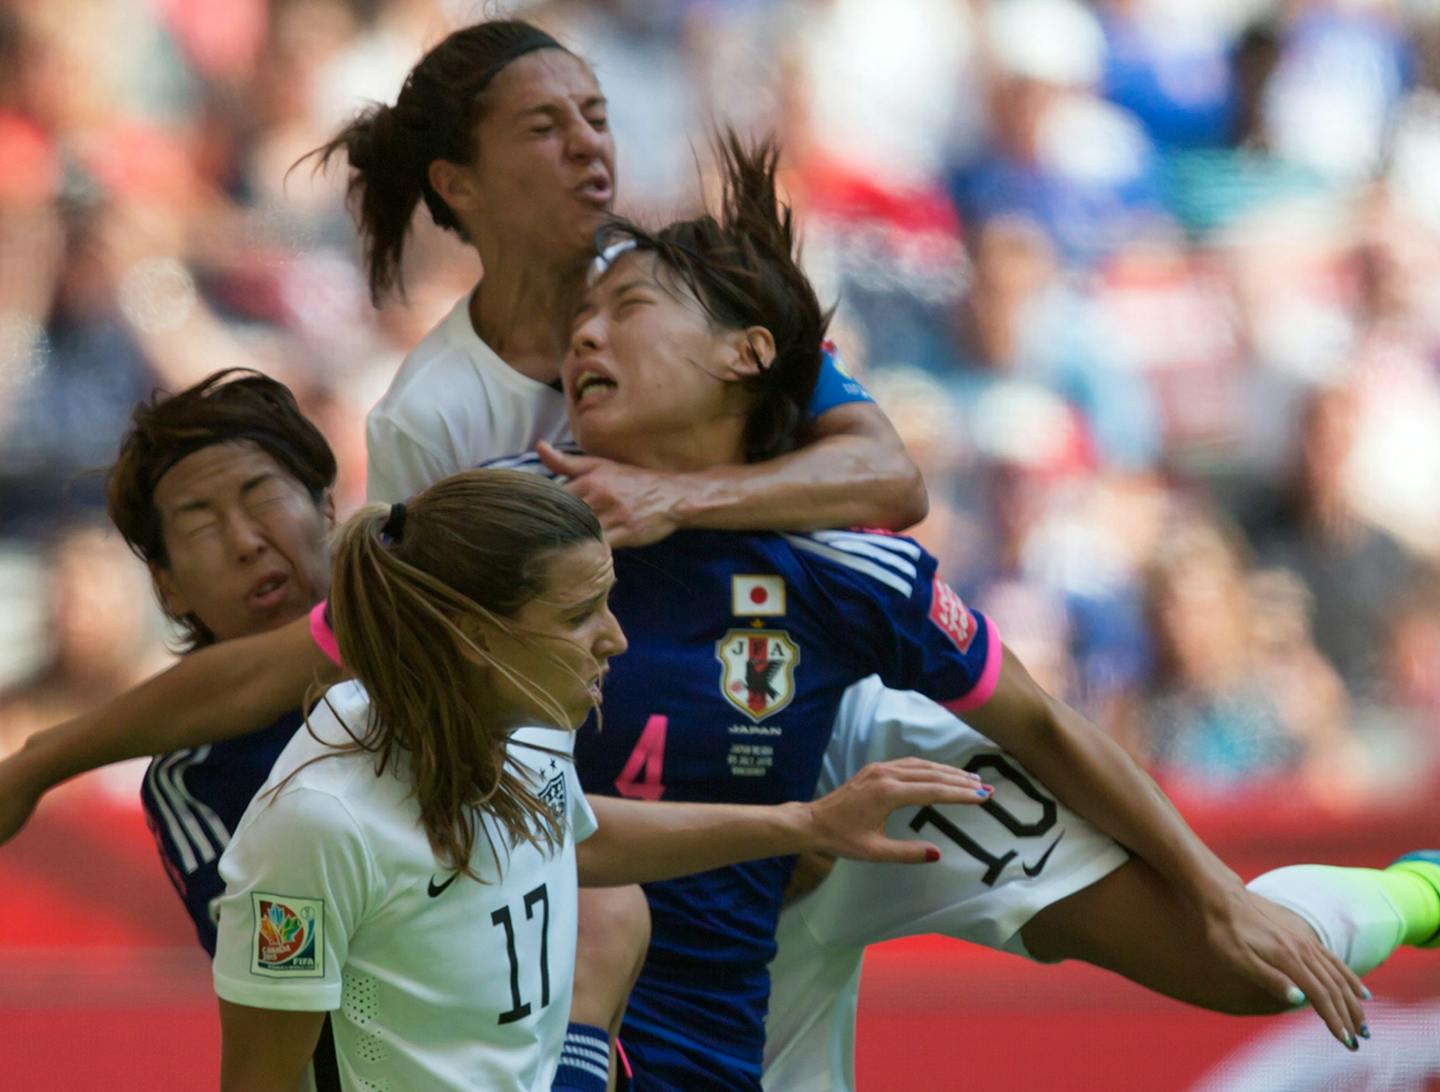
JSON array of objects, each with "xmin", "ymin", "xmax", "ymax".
[
  {"xmin": 762, "ymin": 678, "xmax": 1130, "ymax": 1092},
  {"xmin": 364, "ymin": 292, "xmax": 572, "ymax": 504},
  {"xmin": 213, "ymin": 682, "xmax": 596, "ymax": 1092}
]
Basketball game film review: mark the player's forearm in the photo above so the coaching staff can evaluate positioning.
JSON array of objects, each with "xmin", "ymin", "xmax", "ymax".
[
  {"xmin": 577, "ymin": 797, "xmax": 813, "ymax": 886},
  {"xmin": 17, "ymin": 616, "xmax": 338, "ymax": 790},
  {"xmin": 974, "ymin": 658, "xmax": 1241, "ymax": 906},
  {"xmin": 1023, "ymin": 697, "xmax": 1240, "ymax": 901},
  {"xmin": 671, "ymin": 433, "xmax": 926, "ymax": 533}
]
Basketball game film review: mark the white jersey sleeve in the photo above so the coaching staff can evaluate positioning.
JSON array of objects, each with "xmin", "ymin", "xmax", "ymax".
[
  {"xmin": 366, "ymin": 414, "xmax": 458, "ymax": 506},
  {"xmin": 570, "ymin": 781, "xmax": 597, "ymax": 845},
  {"xmin": 364, "ymin": 294, "xmax": 571, "ymax": 504},
  {"xmin": 213, "ymin": 784, "xmax": 378, "ymax": 1012}
]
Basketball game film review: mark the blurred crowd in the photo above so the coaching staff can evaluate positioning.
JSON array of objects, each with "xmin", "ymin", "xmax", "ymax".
[{"xmin": 1, "ymin": 0, "xmax": 1437, "ymax": 810}]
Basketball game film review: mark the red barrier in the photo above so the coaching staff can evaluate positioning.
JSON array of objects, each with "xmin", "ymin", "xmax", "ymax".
[
  {"xmin": 0, "ymin": 771, "xmax": 1435, "ymax": 1089},
  {"xmin": 858, "ymin": 786, "xmax": 1440, "ymax": 1090}
]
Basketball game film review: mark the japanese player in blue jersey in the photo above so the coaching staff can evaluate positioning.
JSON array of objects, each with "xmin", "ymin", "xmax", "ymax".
[
  {"xmin": 543, "ymin": 133, "xmax": 1439, "ymax": 1088},
  {"xmin": 103, "ymin": 370, "xmax": 337, "ymax": 954},
  {"xmin": 574, "ymin": 527, "xmax": 999, "ymax": 1085}
]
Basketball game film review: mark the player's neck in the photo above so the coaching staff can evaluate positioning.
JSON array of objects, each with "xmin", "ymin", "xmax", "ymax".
[
  {"xmin": 597, "ymin": 421, "xmax": 744, "ymax": 475},
  {"xmin": 469, "ymin": 252, "xmax": 586, "ymax": 385}
]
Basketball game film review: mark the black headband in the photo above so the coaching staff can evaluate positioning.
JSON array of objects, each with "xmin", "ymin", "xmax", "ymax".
[
  {"xmin": 382, "ymin": 502, "xmax": 407, "ymax": 544},
  {"xmin": 471, "ymin": 30, "xmax": 568, "ymax": 100},
  {"xmin": 146, "ymin": 429, "xmax": 313, "ymax": 495}
]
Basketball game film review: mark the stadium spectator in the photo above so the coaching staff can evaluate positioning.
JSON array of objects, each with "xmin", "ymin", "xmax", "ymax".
[
  {"xmin": 947, "ymin": 0, "xmax": 1172, "ymax": 265},
  {"xmin": 1248, "ymin": 382, "xmax": 1418, "ymax": 708},
  {"xmin": 0, "ymin": 523, "xmax": 162, "ymax": 756},
  {"xmin": 1135, "ymin": 507, "xmax": 1356, "ymax": 799}
]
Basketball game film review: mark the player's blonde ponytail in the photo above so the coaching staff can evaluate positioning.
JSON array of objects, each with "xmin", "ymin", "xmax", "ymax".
[{"xmin": 321, "ymin": 469, "xmax": 604, "ymax": 878}]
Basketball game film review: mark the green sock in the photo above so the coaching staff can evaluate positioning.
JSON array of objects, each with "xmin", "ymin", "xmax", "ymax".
[{"xmin": 1384, "ymin": 860, "xmax": 1440, "ymax": 946}]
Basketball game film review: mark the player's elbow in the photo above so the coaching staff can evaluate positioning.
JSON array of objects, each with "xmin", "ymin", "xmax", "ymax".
[
  {"xmin": 885, "ymin": 459, "xmax": 928, "ymax": 530},
  {"xmin": 851, "ymin": 453, "xmax": 927, "ymax": 531}
]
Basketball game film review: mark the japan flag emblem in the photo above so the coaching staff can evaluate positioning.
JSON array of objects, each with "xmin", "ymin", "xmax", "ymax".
[{"xmin": 732, "ymin": 574, "xmax": 786, "ymax": 616}]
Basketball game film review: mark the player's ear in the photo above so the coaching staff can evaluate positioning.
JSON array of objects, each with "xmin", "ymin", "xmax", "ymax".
[
  {"xmin": 720, "ymin": 326, "xmax": 776, "ymax": 382},
  {"xmin": 150, "ymin": 563, "xmax": 191, "ymax": 621},
  {"xmin": 428, "ymin": 158, "xmax": 482, "ymax": 218},
  {"xmin": 320, "ymin": 489, "xmax": 336, "ymax": 531},
  {"xmin": 454, "ymin": 614, "xmax": 496, "ymax": 666}
]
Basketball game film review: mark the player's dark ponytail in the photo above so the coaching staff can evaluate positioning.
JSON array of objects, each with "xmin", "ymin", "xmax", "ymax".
[{"xmin": 301, "ymin": 20, "xmax": 571, "ymax": 303}]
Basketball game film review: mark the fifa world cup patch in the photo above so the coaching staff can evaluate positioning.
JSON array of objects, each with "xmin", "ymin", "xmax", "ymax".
[
  {"xmin": 928, "ymin": 574, "xmax": 978, "ymax": 654},
  {"xmin": 251, "ymin": 893, "xmax": 324, "ymax": 977},
  {"xmin": 717, "ymin": 628, "xmax": 799, "ymax": 721}
]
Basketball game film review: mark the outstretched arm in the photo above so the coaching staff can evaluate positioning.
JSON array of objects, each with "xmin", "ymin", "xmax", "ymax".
[
  {"xmin": 576, "ymin": 757, "xmax": 986, "ymax": 886},
  {"xmin": 540, "ymin": 401, "xmax": 927, "ymax": 547},
  {"xmin": 963, "ymin": 646, "xmax": 1368, "ymax": 1045},
  {"xmin": 0, "ymin": 614, "xmax": 342, "ymax": 844}
]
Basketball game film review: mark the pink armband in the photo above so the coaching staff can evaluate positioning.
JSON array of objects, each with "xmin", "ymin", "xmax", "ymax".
[
  {"xmin": 309, "ymin": 600, "xmax": 343, "ymax": 668},
  {"xmin": 941, "ymin": 614, "xmax": 1003, "ymax": 714}
]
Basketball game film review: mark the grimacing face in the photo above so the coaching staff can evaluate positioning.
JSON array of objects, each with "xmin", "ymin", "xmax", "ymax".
[
  {"xmin": 562, "ymin": 249, "xmax": 766, "ymax": 469},
  {"xmin": 474, "ymin": 538, "xmax": 628, "ymax": 730},
  {"xmin": 150, "ymin": 441, "xmax": 333, "ymax": 642},
  {"xmin": 461, "ymin": 50, "xmax": 616, "ymax": 262}
]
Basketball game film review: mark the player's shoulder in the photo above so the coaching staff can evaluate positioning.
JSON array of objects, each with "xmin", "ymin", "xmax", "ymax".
[
  {"xmin": 368, "ymin": 296, "xmax": 499, "ymax": 426},
  {"xmin": 777, "ymin": 528, "xmax": 930, "ymax": 600},
  {"xmin": 257, "ymin": 683, "xmax": 400, "ymax": 818}
]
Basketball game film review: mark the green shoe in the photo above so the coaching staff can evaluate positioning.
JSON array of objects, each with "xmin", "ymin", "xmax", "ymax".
[{"xmin": 1389, "ymin": 851, "xmax": 1440, "ymax": 948}]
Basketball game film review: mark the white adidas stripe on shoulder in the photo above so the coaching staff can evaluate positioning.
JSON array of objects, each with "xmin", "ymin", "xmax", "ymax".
[
  {"xmin": 144, "ymin": 755, "xmax": 200, "ymax": 874},
  {"xmin": 806, "ymin": 530, "xmax": 921, "ymax": 580},
  {"xmin": 809, "ymin": 530, "xmax": 923, "ymax": 559},
  {"xmin": 782, "ymin": 532, "xmax": 916, "ymax": 596},
  {"xmin": 173, "ymin": 745, "xmax": 232, "ymax": 849}
]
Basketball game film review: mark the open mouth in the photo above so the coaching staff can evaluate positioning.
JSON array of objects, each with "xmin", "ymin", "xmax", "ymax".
[
  {"xmin": 576, "ymin": 176, "xmax": 613, "ymax": 208},
  {"xmin": 586, "ymin": 666, "xmax": 609, "ymax": 704},
  {"xmin": 248, "ymin": 573, "xmax": 290, "ymax": 609},
  {"xmin": 573, "ymin": 370, "xmax": 618, "ymax": 409}
]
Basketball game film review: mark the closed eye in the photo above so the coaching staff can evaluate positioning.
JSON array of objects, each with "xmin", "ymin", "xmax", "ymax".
[{"xmin": 614, "ymin": 291, "xmax": 654, "ymax": 316}]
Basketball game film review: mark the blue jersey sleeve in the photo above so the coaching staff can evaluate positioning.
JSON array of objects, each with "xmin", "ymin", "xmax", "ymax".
[
  {"xmin": 806, "ymin": 341, "xmax": 875, "ymax": 419},
  {"xmin": 786, "ymin": 530, "xmax": 1001, "ymax": 713}
]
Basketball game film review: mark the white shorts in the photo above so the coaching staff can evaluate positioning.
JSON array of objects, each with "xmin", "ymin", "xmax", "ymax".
[{"xmin": 762, "ymin": 678, "xmax": 1129, "ymax": 1092}]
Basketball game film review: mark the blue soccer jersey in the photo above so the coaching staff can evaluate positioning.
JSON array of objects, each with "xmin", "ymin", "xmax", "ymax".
[
  {"xmin": 140, "ymin": 712, "xmax": 301, "ymax": 954},
  {"xmin": 576, "ymin": 528, "xmax": 999, "ymax": 1090}
]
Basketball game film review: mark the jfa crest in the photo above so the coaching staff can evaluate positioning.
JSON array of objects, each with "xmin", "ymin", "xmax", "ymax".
[{"xmin": 716, "ymin": 629, "xmax": 800, "ymax": 722}]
